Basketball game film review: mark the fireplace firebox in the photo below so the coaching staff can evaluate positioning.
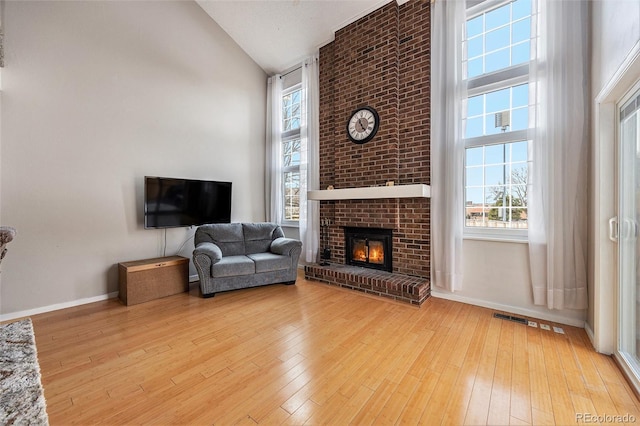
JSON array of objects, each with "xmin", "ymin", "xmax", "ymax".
[{"xmin": 344, "ymin": 227, "xmax": 392, "ymax": 272}]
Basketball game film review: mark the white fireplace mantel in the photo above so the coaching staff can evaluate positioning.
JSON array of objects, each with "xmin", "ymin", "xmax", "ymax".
[{"xmin": 307, "ymin": 184, "xmax": 430, "ymax": 201}]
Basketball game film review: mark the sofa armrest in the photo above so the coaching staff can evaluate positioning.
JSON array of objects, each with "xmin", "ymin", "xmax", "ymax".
[
  {"xmin": 270, "ymin": 237, "xmax": 302, "ymax": 256},
  {"xmin": 193, "ymin": 242, "xmax": 223, "ymax": 264}
]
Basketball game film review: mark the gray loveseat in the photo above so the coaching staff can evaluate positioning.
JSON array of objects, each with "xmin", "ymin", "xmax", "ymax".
[{"xmin": 192, "ymin": 222, "xmax": 302, "ymax": 298}]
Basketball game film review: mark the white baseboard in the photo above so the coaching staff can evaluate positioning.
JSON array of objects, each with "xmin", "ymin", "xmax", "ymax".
[
  {"xmin": 583, "ymin": 322, "xmax": 601, "ymax": 352},
  {"xmin": 189, "ymin": 274, "xmax": 199, "ymax": 283},
  {"xmin": 0, "ymin": 291, "xmax": 119, "ymax": 323},
  {"xmin": 431, "ymin": 290, "xmax": 586, "ymax": 328}
]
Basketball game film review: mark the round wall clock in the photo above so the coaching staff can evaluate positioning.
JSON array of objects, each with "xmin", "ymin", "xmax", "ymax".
[{"xmin": 347, "ymin": 106, "xmax": 380, "ymax": 144}]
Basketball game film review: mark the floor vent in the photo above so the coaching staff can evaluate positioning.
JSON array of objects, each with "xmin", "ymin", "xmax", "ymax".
[{"xmin": 493, "ymin": 312, "xmax": 527, "ymax": 325}]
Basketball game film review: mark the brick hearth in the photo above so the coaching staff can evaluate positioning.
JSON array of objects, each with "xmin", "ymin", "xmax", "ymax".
[{"xmin": 305, "ymin": 264, "xmax": 430, "ymax": 306}]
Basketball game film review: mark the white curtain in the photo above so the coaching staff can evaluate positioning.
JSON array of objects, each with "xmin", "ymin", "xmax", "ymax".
[
  {"xmin": 299, "ymin": 55, "xmax": 320, "ymax": 263},
  {"xmin": 266, "ymin": 75, "xmax": 283, "ymax": 224},
  {"xmin": 431, "ymin": 0, "xmax": 466, "ymax": 292},
  {"xmin": 528, "ymin": 0, "xmax": 589, "ymax": 310}
]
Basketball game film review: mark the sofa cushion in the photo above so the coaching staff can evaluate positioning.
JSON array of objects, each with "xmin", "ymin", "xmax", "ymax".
[
  {"xmin": 211, "ymin": 255, "xmax": 255, "ymax": 278},
  {"xmin": 196, "ymin": 223, "xmax": 245, "ymax": 256},
  {"xmin": 247, "ymin": 253, "xmax": 291, "ymax": 273},
  {"xmin": 243, "ymin": 223, "xmax": 284, "ymax": 254},
  {"xmin": 246, "ymin": 252, "xmax": 291, "ymax": 273}
]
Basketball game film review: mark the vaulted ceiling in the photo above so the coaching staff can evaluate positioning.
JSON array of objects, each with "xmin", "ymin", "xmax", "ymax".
[{"xmin": 196, "ymin": 0, "xmax": 403, "ymax": 75}]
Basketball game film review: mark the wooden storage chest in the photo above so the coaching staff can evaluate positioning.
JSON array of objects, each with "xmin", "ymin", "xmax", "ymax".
[{"xmin": 118, "ymin": 256, "xmax": 189, "ymax": 305}]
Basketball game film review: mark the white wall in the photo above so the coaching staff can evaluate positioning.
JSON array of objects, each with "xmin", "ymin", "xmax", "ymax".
[
  {"xmin": 433, "ymin": 240, "xmax": 586, "ymax": 327},
  {"xmin": 588, "ymin": 1, "xmax": 640, "ymax": 352},
  {"xmin": 591, "ymin": 1, "xmax": 640, "ymax": 96},
  {"xmin": 435, "ymin": 1, "xmax": 640, "ymax": 333},
  {"xmin": 0, "ymin": 1, "xmax": 267, "ymax": 316}
]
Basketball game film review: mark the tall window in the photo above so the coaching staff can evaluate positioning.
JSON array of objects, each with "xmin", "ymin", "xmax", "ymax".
[
  {"xmin": 463, "ymin": 0, "xmax": 533, "ymax": 237},
  {"xmin": 281, "ymin": 84, "xmax": 302, "ymax": 223}
]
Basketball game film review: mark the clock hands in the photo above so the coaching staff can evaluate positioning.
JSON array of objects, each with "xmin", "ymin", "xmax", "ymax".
[{"xmin": 356, "ymin": 117, "xmax": 368, "ymax": 132}]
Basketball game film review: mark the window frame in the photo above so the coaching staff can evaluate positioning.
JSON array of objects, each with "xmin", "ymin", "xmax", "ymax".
[
  {"xmin": 280, "ymin": 83, "xmax": 302, "ymax": 227},
  {"xmin": 462, "ymin": 0, "xmax": 533, "ymax": 241}
]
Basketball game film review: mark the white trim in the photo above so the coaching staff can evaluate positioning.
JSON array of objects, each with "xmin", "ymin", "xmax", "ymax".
[
  {"xmin": 0, "ymin": 291, "xmax": 119, "ymax": 322},
  {"xmin": 281, "ymin": 219, "xmax": 299, "ymax": 228},
  {"xmin": 613, "ymin": 352, "xmax": 640, "ymax": 397},
  {"xmin": 464, "ymin": 226, "xmax": 528, "ymax": 240},
  {"xmin": 584, "ymin": 321, "xmax": 599, "ymax": 353},
  {"xmin": 308, "ymin": 184, "xmax": 430, "ymax": 201},
  {"xmin": 463, "ymin": 234, "xmax": 528, "ymax": 244},
  {"xmin": 1, "ymin": 278, "xmax": 205, "ymax": 321},
  {"xmin": 596, "ymin": 41, "xmax": 640, "ymax": 104},
  {"xmin": 466, "ymin": 0, "xmax": 512, "ymax": 17},
  {"xmin": 281, "ymin": 130, "xmax": 301, "ymax": 141},
  {"xmin": 464, "ymin": 129, "xmax": 529, "ymax": 148},
  {"xmin": 431, "ymin": 289, "xmax": 586, "ymax": 328},
  {"xmin": 466, "ymin": 64, "xmax": 529, "ymax": 95},
  {"xmin": 592, "ymin": 40, "xmax": 640, "ymax": 355}
]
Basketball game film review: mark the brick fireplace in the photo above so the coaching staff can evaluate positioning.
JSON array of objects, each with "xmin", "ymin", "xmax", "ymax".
[{"xmin": 304, "ymin": 0, "xmax": 431, "ymax": 306}]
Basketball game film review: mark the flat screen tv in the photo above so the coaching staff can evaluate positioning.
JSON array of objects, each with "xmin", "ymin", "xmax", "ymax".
[{"xmin": 144, "ymin": 176, "xmax": 232, "ymax": 229}]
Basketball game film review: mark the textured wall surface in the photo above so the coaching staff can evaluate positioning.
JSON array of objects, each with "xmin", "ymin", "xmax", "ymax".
[{"xmin": 318, "ymin": 0, "xmax": 430, "ymax": 278}]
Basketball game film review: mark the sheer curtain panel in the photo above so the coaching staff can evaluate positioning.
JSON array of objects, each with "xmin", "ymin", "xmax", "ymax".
[
  {"xmin": 266, "ymin": 75, "xmax": 283, "ymax": 224},
  {"xmin": 299, "ymin": 56, "xmax": 320, "ymax": 263},
  {"xmin": 528, "ymin": 0, "xmax": 589, "ymax": 310},
  {"xmin": 431, "ymin": 0, "xmax": 466, "ymax": 292}
]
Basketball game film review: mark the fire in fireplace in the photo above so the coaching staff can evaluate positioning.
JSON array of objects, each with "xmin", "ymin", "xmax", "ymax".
[{"xmin": 344, "ymin": 227, "xmax": 392, "ymax": 272}]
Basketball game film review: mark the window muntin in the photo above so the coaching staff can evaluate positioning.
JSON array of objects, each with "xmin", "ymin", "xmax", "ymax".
[
  {"xmin": 283, "ymin": 138, "xmax": 301, "ymax": 168},
  {"xmin": 283, "ymin": 170, "xmax": 300, "ymax": 221},
  {"xmin": 282, "ymin": 138, "xmax": 301, "ymax": 222},
  {"xmin": 465, "ymin": 0, "xmax": 531, "ymax": 79},
  {"xmin": 465, "ymin": 141, "xmax": 529, "ymax": 229},
  {"xmin": 280, "ymin": 84, "xmax": 302, "ymax": 224},
  {"xmin": 282, "ymin": 88, "xmax": 301, "ymax": 132},
  {"xmin": 463, "ymin": 0, "xmax": 533, "ymax": 236},
  {"xmin": 465, "ymin": 83, "xmax": 529, "ymax": 138}
]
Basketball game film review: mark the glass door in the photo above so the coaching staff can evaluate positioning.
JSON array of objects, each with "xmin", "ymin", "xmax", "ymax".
[{"xmin": 617, "ymin": 88, "xmax": 640, "ymax": 382}]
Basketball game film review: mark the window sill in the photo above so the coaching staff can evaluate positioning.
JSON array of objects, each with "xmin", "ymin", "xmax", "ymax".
[
  {"xmin": 280, "ymin": 221, "xmax": 299, "ymax": 229},
  {"xmin": 463, "ymin": 234, "xmax": 528, "ymax": 244}
]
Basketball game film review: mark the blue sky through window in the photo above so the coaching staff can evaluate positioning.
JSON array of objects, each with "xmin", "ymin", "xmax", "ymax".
[
  {"xmin": 464, "ymin": 0, "xmax": 532, "ymax": 230},
  {"xmin": 465, "ymin": 0, "xmax": 531, "ymax": 79},
  {"xmin": 465, "ymin": 84, "xmax": 529, "ymax": 138}
]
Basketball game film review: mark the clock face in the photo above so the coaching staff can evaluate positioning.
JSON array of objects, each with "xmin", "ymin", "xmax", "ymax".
[{"xmin": 347, "ymin": 106, "xmax": 379, "ymax": 144}]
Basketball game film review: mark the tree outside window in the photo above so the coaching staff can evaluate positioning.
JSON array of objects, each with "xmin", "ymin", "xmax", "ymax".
[
  {"xmin": 463, "ymin": 0, "xmax": 533, "ymax": 236},
  {"xmin": 281, "ymin": 86, "xmax": 302, "ymax": 223}
]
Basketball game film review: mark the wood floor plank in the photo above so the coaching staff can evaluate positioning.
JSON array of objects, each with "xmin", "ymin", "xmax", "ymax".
[
  {"xmin": 396, "ymin": 369, "xmax": 439, "ymax": 424},
  {"xmin": 439, "ymin": 308, "xmax": 490, "ymax": 425},
  {"xmin": 527, "ymin": 325, "xmax": 554, "ymax": 420},
  {"xmin": 328, "ymin": 384, "xmax": 374, "ymax": 424},
  {"xmin": 349, "ymin": 378, "xmax": 396, "ymax": 424},
  {"xmin": 510, "ymin": 319, "xmax": 532, "ymax": 424},
  {"xmin": 488, "ymin": 319, "xmax": 514, "ymax": 426},
  {"xmin": 540, "ymin": 326, "xmax": 579, "ymax": 425},
  {"xmin": 463, "ymin": 315, "xmax": 502, "ymax": 425},
  {"xmin": 375, "ymin": 373, "xmax": 420, "ymax": 424},
  {"xmin": 24, "ymin": 274, "xmax": 639, "ymax": 425},
  {"xmin": 419, "ymin": 363, "xmax": 461, "ymax": 424}
]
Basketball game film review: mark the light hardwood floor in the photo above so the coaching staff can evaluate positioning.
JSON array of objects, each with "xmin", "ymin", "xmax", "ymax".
[{"xmin": 27, "ymin": 272, "xmax": 640, "ymax": 425}]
